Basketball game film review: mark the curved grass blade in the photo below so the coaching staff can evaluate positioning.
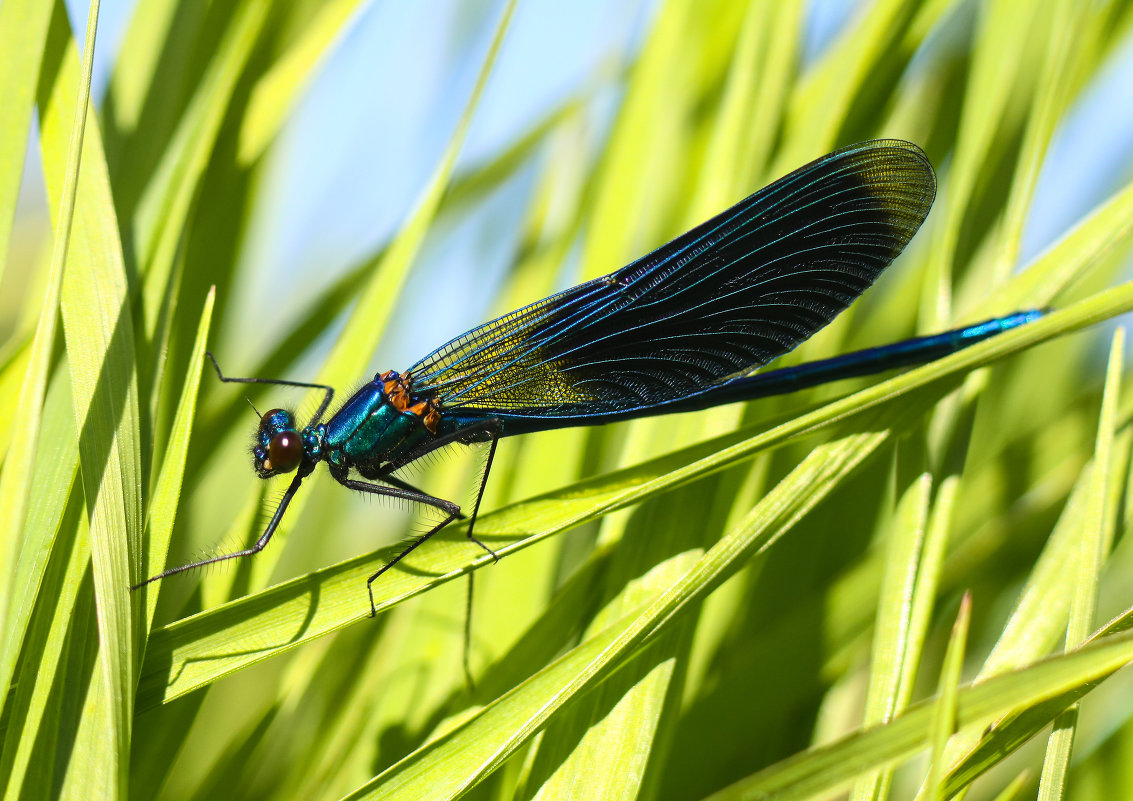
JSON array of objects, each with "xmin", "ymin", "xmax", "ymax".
[
  {"xmin": 1037, "ymin": 328, "xmax": 1120, "ymax": 799},
  {"xmin": 850, "ymin": 471, "xmax": 932, "ymax": 801},
  {"xmin": 780, "ymin": 0, "xmax": 945, "ymax": 164},
  {"xmin": 703, "ymin": 631, "xmax": 1133, "ymax": 801},
  {"xmin": 0, "ymin": 334, "xmax": 33, "ymax": 464},
  {"xmin": 942, "ymin": 593, "xmax": 1133, "ymax": 799},
  {"xmin": 0, "ymin": 0, "xmax": 53, "ymax": 286},
  {"xmin": 927, "ymin": 0, "xmax": 1040, "ymax": 299},
  {"xmin": 990, "ymin": 0, "xmax": 1083, "ymax": 283},
  {"xmin": 38, "ymin": 1, "xmax": 142, "ymax": 795},
  {"xmin": 134, "ymin": 0, "xmax": 270, "ymax": 412},
  {"xmin": 0, "ymin": 361, "xmax": 78, "ymax": 792},
  {"xmin": 515, "ymin": 494, "xmax": 705, "ymax": 801},
  {"xmin": 971, "ymin": 177, "xmax": 1133, "ymax": 316},
  {"xmin": 236, "ymin": 0, "xmax": 371, "ymax": 164},
  {"xmin": 0, "ymin": 0, "xmax": 94, "ymax": 668},
  {"xmin": 138, "ymin": 289, "xmax": 215, "ymax": 632},
  {"xmin": 925, "ymin": 592, "xmax": 971, "ymax": 801}
]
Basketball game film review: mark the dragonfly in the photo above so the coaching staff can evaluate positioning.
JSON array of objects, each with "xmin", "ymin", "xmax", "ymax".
[{"xmin": 135, "ymin": 139, "xmax": 1040, "ymax": 614}]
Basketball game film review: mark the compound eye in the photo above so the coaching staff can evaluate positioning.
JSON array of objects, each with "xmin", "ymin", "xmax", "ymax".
[
  {"xmin": 266, "ymin": 430, "xmax": 303, "ymax": 473},
  {"xmin": 260, "ymin": 408, "xmax": 289, "ymax": 430}
]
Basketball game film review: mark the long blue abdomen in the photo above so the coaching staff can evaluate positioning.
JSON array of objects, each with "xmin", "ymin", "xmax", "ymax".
[
  {"xmin": 694, "ymin": 309, "xmax": 1044, "ymax": 406},
  {"xmin": 454, "ymin": 311, "xmax": 1044, "ymax": 435}
]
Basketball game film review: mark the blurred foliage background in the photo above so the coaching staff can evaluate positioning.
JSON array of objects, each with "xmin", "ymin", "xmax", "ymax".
[{"xmin": 4, "ymin": 0, "xmax": 1133, "ymax": 799}]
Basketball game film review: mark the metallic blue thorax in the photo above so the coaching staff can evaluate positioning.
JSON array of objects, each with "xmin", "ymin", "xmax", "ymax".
[{"xmin": 322, "ymin": 377, "xmax": 433, "ymax": 470}]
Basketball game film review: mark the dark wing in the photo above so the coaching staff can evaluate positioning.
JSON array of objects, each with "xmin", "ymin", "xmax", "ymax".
[{"xmin": 406, "ymin": 140, "xmax": 935, "ymax": 422}]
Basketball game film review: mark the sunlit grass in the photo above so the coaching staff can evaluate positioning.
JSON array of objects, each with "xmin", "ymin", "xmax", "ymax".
[{"xmin": 2, "ymin": 1, "xmax": 1133, "ymax": 800}]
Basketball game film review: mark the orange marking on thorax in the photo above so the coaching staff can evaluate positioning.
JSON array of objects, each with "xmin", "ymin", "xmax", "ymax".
[
  {"xmin": 407, "ymin": 399, "xmax": 442, "ymax": 434},
  {"xmin": 381, "ymin": 372, "xmax": 409, "ymax": 411},
  {"xmin": 382, "ymin": 371, "xmax": 441, "ymax": 433}
]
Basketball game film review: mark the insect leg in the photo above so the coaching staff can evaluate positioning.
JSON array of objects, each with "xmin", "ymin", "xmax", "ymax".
[
  {"xmin": 355, "ymin": 469, "xmax": 467, "ymax": 520},
  {"xmin": 365, "ymin": 511, "xmax": 461, "ymax": 619},
  {"xmin": 461, "ymin": 437, "xmax": 500, "ymax": 690},
  {"xmin": 379, "ymin": 418, "xmax": 504, "ymax": 559},
  {"xmin": 334, "ymin": 476, "xmax": 460, "ymax": 516},
  {"xmin": 131, "ymin": 472, "xmax": 305, "ymax": 589},
  {"xmin": 451, "ymin": 425, "xmax": 504, "ymax": 688},
  {"xmin": 207, "ymin": 352, "xmax": 336, "ymax": 425},
  {"xmin": 466, "ymin": 437, "xmax": 499, "ymax": 560},
  {"xmin": 331, "ymin": 475, "xmax": 463, "ymax": 617},
  {"xmin": 367, "ymin": 417, "xmax": 503, "ymax": 686}
]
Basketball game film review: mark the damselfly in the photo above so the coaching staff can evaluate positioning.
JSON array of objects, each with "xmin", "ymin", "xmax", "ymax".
[{"xmin": 135, "ymin": 140, "xmax": 1039, "ymax": 614}]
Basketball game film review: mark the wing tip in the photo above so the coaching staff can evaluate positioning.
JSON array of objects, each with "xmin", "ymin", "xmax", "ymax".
[
  {"xmin": 853, "ymin": 138, "xmax": 937, "ymax": 214},
  {"xmin": 824, "ymin": 139, "xmax": 937, "ymax": 244}
]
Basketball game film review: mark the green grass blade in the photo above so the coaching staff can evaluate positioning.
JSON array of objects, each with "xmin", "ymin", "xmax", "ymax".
[
  {"xmin": 704, "ymin": 631, "xmax": 1133, "ymax": 801},
  {"xmin": 0, "ymin": 0, "xmax": 96, "ymax": 732},
  {"xmin": 935, "ymin": 446, "xmax": 1133, "ymax": 794},
  {"xmin": 1036, "ymin": 328, "xmax": 1123, "ymax": 799},
  {"xmin": 100, "ymin": 0, "xmax": 175, "ymax": 142},
  {"xmin": 923, "ymin": 0, "xmax": 1040, "ymax": 322},
  {"xmin": 346, "ymin": 425, "xmax": 899, "ymax": 800},
  {"xmin": 989, "ymin": 0, "xmax": 1083, "ymax": 283},
  {"xmin": 926, "ymin": 592, "xmax": 971, "ymax": 801},
  {"xmin": 740, "ymin": 1, "xmax": 804, "ymax": 183},
  {"xmin": 971, "ymin": 177, "xmax": 1133, "ymax": 316},
  {"xmin": 990, "ymin": 772, "xmax": 1034, "ymax": 801},
  {"xmin": 138, "ymin": 289, "xmax": 215, "ymax": 632},
  {"xmin": 0, "ymin": 356, "xmax": 78, "ymax": 734},
  {"xmin": 0, "ymin": 338, "xmax": 32, "ymax": 467},
  {"xmin": 850, "ymin": 472, "xmax": 932, "ymax": 801},
  {"xmin": 37, "ymin": 0, "xmax": 141, "ymax": 795},
  {"xmin": 938, "ymin": 597, "xmax": 1133, "ymax": 798},
  {"xmin": 516, "ymin": 494, "xmax": 704, "ymax": 801},
  {"xmin": 0, "ymin": 363, "xmax": 80, "ymax": 799},
  {"xmin": 236, "ymin": 0, "xmax": 371, "ymax": 164},
  {"xmin": 4, "ymin": 499, "xmax": 92, "ymax": 801},
  {"xmin": 0, "ymin": 0, "xmax": 53, "ymax": 287},
  {"xmin": 132, "ymin": 0, "xmax": 268, "ymax": 280},
  {"xmin": 924, "ymin": 467, "xmax": 1094, "ymax": 796},
  {"xmin": 780, "ymin": 0, "xmax": 939, "ymax": 163},
  {"xmin": 579, "ymin": 0, "xmax": 698, "ymax": 282},
  {"xmin": 132, "ymin": 0, "xmax": 269, "ymax": 409}
]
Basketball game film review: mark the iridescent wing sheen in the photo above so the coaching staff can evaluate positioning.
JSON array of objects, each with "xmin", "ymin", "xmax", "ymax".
[{"xmin": 406, "ymin": 140, "xmax": 936, "ymax": 423}]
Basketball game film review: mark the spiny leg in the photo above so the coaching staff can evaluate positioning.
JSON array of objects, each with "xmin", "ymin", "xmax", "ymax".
[
  {"xmin": 206, "ymin": 351, "xmax": 336, "ymax": 424},
  {"xmin": 377, "ymin": 417, "xmax": 503, "ymax": 559},
  {"xmin": 355, "ymin": 469, "xmax": 467, "ymax": 521},
  {"xmin": 331, "ymin": 474, "xmax": 463, "ymax": 616},
  {"xmin": 131, "ymin": 472, "xmax": 306, "ymax": 589},
  {"xmin": 370, "ymin": 418, "xmax": 503, "ymax": 685},
  {"xmin": 379, "ymin": 418, "xmax": 503, "ymax": 559},
  {"xmin": 465, "ymin": 437, "xmax": 500, "ymax": 559},
  {"xmin": 462, "ymin": 435, "xmax": 501, "ymax": 687},
  {"xmin": 335, "ymin": 476, "xmax": 461, "ymax": 517},
  {"xmin": 367, "ymin": 511, "xmax": 461, "ymax": 619}
]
